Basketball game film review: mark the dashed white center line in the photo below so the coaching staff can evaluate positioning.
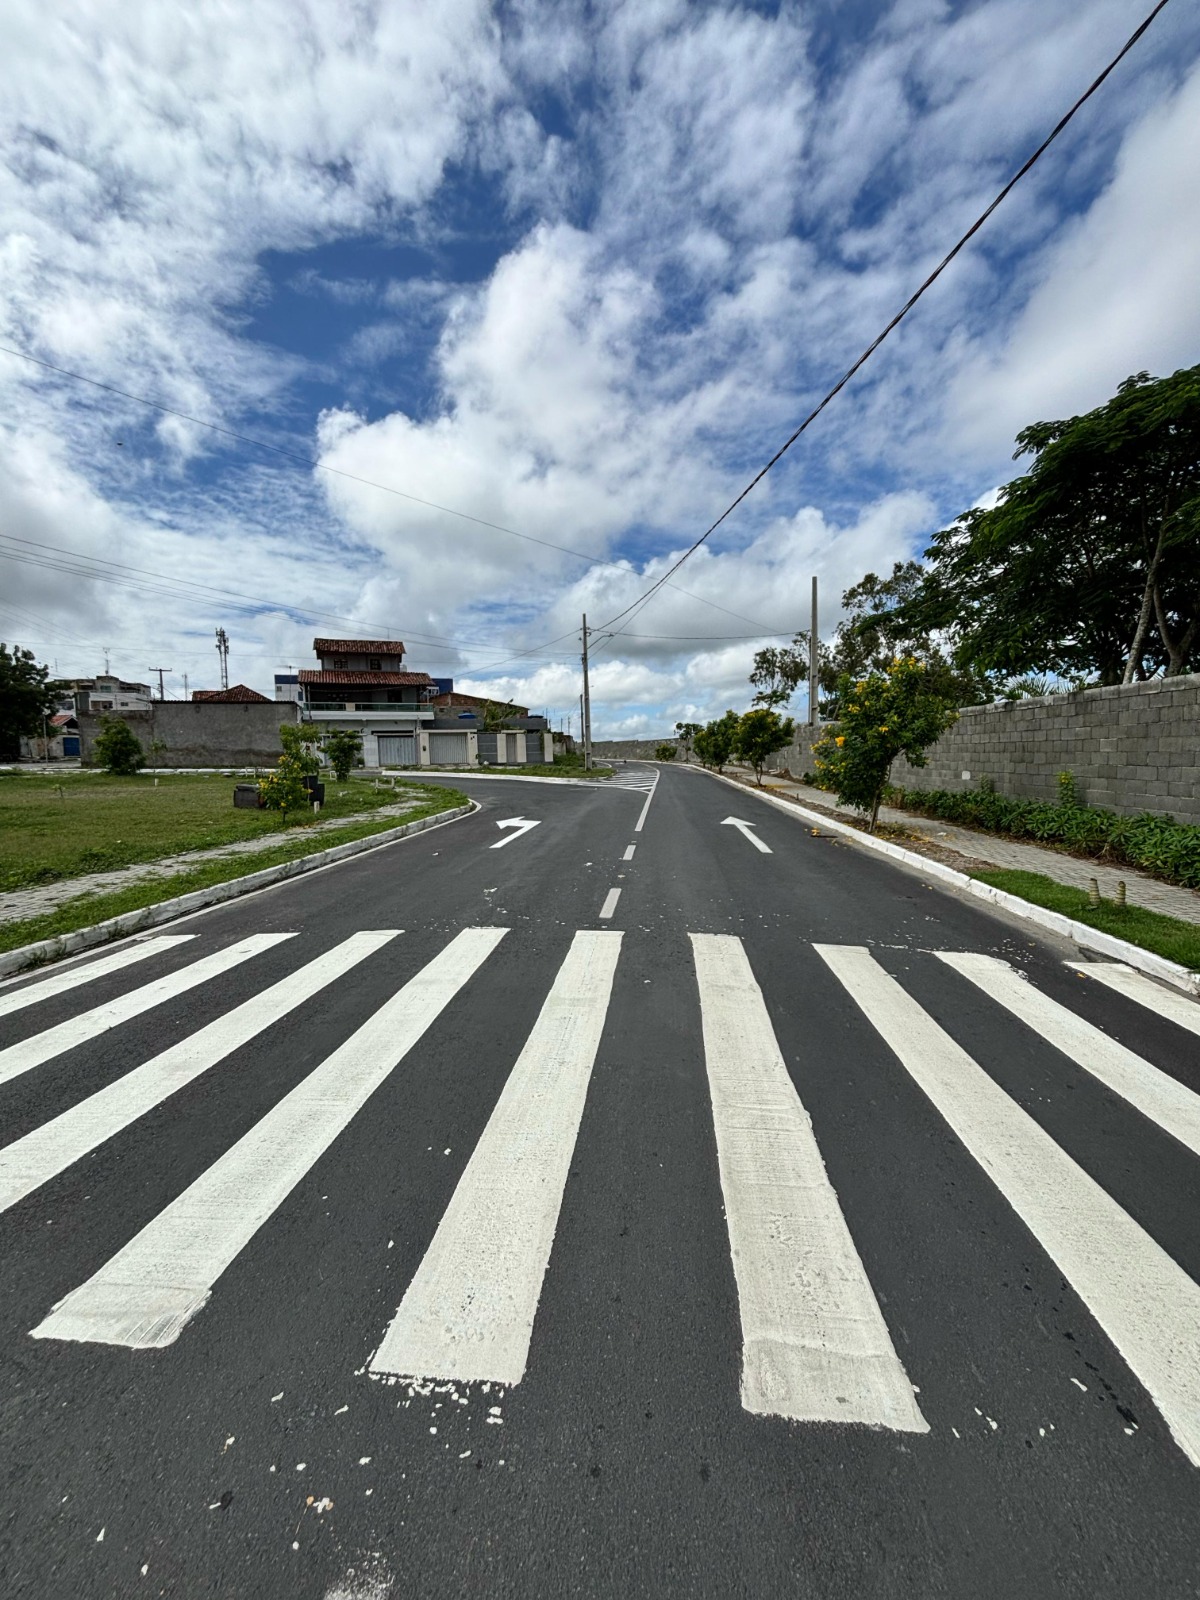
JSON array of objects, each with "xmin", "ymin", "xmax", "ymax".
[
  {"xmin": 622, "ymin": 845, "xmax": 636, "ymax": 861},
  {"xmin": 633, "ymin": 774, "xmax": 659, "ymax": 833},
  {"xmin": 598, "ymin": 888, "xmax": 622, "ymax": 920}
]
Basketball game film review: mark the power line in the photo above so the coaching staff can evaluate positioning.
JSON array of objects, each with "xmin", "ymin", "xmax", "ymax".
[
  {"xmin": 0, "ymin": 534, "xmax": 577, "ymax": 662},
  {"xmin": 596, "ymin": 0, "xmax": 1173, "ymax": 637},
  {"xmin": 0, "ymin": 346, "xmax": 786, "ymax": 637}
]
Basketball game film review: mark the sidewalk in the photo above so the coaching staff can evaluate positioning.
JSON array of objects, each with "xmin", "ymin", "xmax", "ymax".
[
  {"xmin": 0, "ymin": 795, "xmax": 425, "ymax": 926},
  {"xmin": 720, "ymin": 767, "xmax": 1200, "ymax": 928}
]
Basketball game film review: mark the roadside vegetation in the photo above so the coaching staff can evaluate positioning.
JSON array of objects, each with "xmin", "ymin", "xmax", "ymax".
[
  {"xmin": 0, "ymin": 768, "xmax": 431, "ymax": 893},
  {"xmin": 0, "ymin": 786, "xmax": 468, "ymax": 956},
  {"xmin": 974, "ymin": 870, "xmax": 1200, "ymax": 972}
]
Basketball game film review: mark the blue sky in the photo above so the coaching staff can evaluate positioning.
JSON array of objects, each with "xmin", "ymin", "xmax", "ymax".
[{"xmin": 2, "ymin": 0, "xmax": 1199, "ymax": 734}]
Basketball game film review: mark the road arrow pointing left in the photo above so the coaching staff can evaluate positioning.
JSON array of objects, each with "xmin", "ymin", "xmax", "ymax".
[
  {"xmin": 490, "ymin": 817, "xmax": 542, "ymax": 849},
  {"xmin": 720, "ymin": 816, "xmax": 773, "ymax": 854}
]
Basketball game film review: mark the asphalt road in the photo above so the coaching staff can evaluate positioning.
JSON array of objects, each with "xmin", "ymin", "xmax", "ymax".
[{"xmin": 2, "ymin": 761, "xmax": 1199, "ymax": 1599}]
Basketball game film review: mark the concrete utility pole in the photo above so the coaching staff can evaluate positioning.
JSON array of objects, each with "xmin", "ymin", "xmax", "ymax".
[
  {"xmin": 808, "ymin": 575, "xmax": 819, "ymax": 730},
  {"xmin": 149, "ymin": 667, "xmax": 172, "ymax": 701},
  {"xmin": 214, "ymin": 627, "xmax": 230, "ymax": 691},
  {"xmin": 581, "ymin": 614, "xmax": 593, "ymax": 771},
  {"xmin": 182, "ymin": 673, "xmax": 189, "ymax": 700}
]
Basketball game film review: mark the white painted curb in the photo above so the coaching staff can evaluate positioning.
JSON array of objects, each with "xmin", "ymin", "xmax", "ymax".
[
  {"xmin": 0, "ymin": 802, "xmax": 477, "ymax": 980},
  {"xmin": 692, "ymin": 766, "xmax": 1200, "ymax": 1000}
]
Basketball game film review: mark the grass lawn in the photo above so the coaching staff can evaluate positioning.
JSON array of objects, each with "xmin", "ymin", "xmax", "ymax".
[
  {"xmin": 0, "ymin": 786, "xmax": 469, "ymax": 956},
  {"xmin": 0, "ymin": 769, "xmax": 424, "ymax": 892},
  {"xmin": 975, "ymin": 869, "xmax": 1200, "ymax": 971}
]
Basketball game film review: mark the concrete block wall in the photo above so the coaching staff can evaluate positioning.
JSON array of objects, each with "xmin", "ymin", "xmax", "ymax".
[
  {"xmin": 591, "ymin": 738, "xmax": 676, "ymax": 759},
  {"xmin": 79, "ymin": 701, "xmax": 301, "ymax": 768},
  {"xmin": 767, "ymin": 674, "xmax": 1200, "ymax": 824}
]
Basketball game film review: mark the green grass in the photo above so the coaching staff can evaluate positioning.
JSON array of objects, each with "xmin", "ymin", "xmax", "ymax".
[
  {"xmin": 0, "ymin": 787, "xmax": 468, "ymax": 956},
  {"xmin": 0, "ymin": 769, "xmax": 424, "ymax": 891},
  {"xmin": 975, "ymin": 869, "xmax": 1200, "ymax": 971}
]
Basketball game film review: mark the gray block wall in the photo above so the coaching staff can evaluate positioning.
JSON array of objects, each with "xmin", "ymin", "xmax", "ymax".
[
  {"xmin": 770, "ymin": 674, "xmax": 1200, "ymax": 823},
  {"xmin": 591, "ymin": 738, "xmax": 676, "ymax": 759},
  {"xmin": 79, "ymin": 701, "xmax": 301, "ymax": 768}
]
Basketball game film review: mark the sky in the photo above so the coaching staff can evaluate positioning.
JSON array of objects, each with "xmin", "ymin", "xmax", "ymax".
[{"xmin": 2, "ymin": 0, "xmax": 1199, "ymax": 737}]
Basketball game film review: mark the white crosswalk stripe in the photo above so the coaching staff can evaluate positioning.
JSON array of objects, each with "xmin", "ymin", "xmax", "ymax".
[
  {"xmin": 0, "ymin": 935, "xmax": 294, "ymax": 1087},
  {"xmin": 5, "ymin": 925, "xmax": 1200, "ymax": 1467},
  {"xmin": 691, "ymin": 934, "xmax": 927, "ymax": 1431},
  {"xmin": 32, "ymin": 927, "xmax": 506, "ymax": 1349},
  {"xmin": 0, "ymin": 932, "xmax": 399, "ymax": 1214},
  {"xmin": 0, "ymin": 937, "xmax": 197, "ymax": 1019},
  {"xmin": 938, "ymin": 952, "xmax": 1200, "ymax": 1160},
  {"xmin": 1068, "ymin": 961, "xmax": 1200, "ymax": 1040},
  {"xmin": 816, "ymin": 943, "xmax": 1200, "ymax": 1469},
  {"xmin": 370, "ymin": 930, "xmax": 621, "ymax": 1386},
  {"xmin": 606, "ymin": 767, "xmax": 658, "ymax": 794}
]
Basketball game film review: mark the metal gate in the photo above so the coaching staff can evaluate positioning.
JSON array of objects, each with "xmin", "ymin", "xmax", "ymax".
[
  {"xmin": 504, "ymin": 732, "xmax": 521, "ymax": 764},
  {"xmin": 377, "ymin": 733, "xmax": 416, "ymax": 766},
  {"xmin": 430, "ymin": 731, "xmax": 469, "ymax": 765}
]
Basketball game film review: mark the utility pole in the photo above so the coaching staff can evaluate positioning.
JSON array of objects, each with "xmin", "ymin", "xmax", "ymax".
[
  {"xmin": 808, "ymin": 575, "xmax": 819, "ymax": 730},
  {"xmin": 214, "ymin": 627, "xmax": 230, "ymax": 691},
  {"xmin": 581, "ymin": 614, "xmax": 593, "ymax": 771},
  {"xmin": 149, "ymin": 667, "xmax": 172, "ymax": 701},
  {"xmin": 182, "ymin": 672, "xmax": 189, "ymax": 701}
]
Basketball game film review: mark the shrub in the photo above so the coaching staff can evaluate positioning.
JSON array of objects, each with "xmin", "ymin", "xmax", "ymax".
[
  {"xmin": 655, "ymin": 743, "xmax": 677, "ymax": 762},
  {"xmin": 895, "ymin": 785, "xmax": 1200, "ymax": 890},
  {"xmin": 280, "ymin": 722, "xmax": 322, "ymax": 775},
  {"xmin": 257, "ymin": 762, "xmax": 308, "ymax": 813},
  {"xmin": 323, "ymin": 729, "xmax": 363, "ymax": 781},
  {"xmin": 92, "ymin": 717, "xmax": 145, "ymax": 775}
]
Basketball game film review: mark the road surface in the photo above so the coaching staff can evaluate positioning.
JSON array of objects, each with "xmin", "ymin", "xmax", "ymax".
[{"xmin": 2, "ymin": 762, "xmax": 1198, "ymax": 1598}]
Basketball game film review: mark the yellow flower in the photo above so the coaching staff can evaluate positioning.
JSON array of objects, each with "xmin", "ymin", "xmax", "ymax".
[
  {"xmin": 879, "ymin": 725, "xmax": 889, "ymax": 732},
  {"xmin": 835, "ymin": 735, "xmax": 845, "ymax": 746}
]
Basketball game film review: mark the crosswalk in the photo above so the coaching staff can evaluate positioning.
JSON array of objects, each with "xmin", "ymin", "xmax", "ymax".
[
  {"xmin": 605, "ymin": 765, "xmax": 658, "ymax": 794},
  {"xmin": 3, "ymin": 928, "xmax": 1199, "ymax": 1465}
]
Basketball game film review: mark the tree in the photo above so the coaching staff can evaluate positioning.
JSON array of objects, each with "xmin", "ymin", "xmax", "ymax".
[
  {"xmin": 812, "ymin": 657, "xmax": 958, "ymax": 831},
  {"xmin": 674, "ymin": 721, "xmax": 702, "ymax": 760},
  {"xmin": 0, "ymin": 643, "xmax": 61, "ymax": 761},
  {"xmin": 693, "ymin": 709, "xmax": 741, "ymax": 772},
  {"xmin": 280, "ymin": 722, "xmax": 322, "ymax": 774},
  {"xmin": 655, "ymin": 743, "xmax": 677, "ymax": 761},
  {"xmin": 322, "ymin": 729, "xmax": 363, "ymax": 781},
  {"xmin": 92, "ymin": 717, "xmax": 146, "ymax": 775},
  {"xmin": 749, "ymin": 640, "xmax": 810, "ymax": 709},
  {"xmin": 733, "ymin": 708, "xmax": 794, "ymax": 785},
  {"xmin": 481, "ymin": 700, "xmax": 522, "ymax": 731},
  {"xmin": 911, "ymin": 366, "xmax": 1200, "ymax": 684}
]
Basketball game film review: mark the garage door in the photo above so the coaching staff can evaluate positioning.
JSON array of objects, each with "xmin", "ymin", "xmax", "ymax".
[
  {"xmin": 430, "ymin": 732, "xmax": 469, "ymax": 765},
  {"xmin": 377, "ymin": 734, "xmax": 416, "ymax": 766}
]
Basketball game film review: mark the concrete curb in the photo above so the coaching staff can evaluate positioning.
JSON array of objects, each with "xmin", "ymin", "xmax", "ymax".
[
  {"xmin": 0, "ymin": 802, "xmax": 477, "ymax": 980},
  {"xmin": 691, "ymin": 766, "xmax": 1200, "ymax": 999}
]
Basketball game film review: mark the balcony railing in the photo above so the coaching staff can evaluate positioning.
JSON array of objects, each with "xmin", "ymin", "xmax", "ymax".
[{"xmin": 304, "ymin": 701, "xmax": 432, "ymax": 714}]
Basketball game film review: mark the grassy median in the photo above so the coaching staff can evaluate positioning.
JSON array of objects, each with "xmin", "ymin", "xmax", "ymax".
[
  {"xmin": 0, "ymin": 769, "xmax": 425, "ymax": 892},
  {"xmin": 975, "ymin": 869, "xmax": 1200, "ymax": 971},
  {"xmin": 0, "ymin": 785, "xmax": 469, "ymax": 957}
]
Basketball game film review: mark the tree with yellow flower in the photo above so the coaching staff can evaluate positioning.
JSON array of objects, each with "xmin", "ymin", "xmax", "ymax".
[{"xmin": 812, "ymin": 656, "xmax": 958, "ymax": 831}]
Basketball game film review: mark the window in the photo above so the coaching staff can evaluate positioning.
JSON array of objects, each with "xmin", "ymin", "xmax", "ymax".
[
  {"xmin": 369, "ymin": 657, "xmax": 381, "ymax": 671},
  {"xmin": 334, "ymin": 656, "xmax": 346, "ymax": 668}
]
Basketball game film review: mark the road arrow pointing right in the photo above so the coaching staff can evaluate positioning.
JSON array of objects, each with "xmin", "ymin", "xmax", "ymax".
[{"xmin": 720, "ymin": 816, "xmax": 773, "ymax": 854}]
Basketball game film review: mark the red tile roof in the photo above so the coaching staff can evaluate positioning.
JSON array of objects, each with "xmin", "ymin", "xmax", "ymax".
[
  {"xmin": 192, "ymin": 685, "xmax": 272, "ymax": 703},
  {"xmin": 312, "ymin": 639, "xmax": 405, "ymax": 656},
  {"xmin": 299, "ymin": 670, "xmax": 433, "ymax": 686}
]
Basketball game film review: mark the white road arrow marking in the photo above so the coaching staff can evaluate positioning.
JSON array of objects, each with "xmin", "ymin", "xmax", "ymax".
[
  {"xmin": 720, "ymin": 817, "xmax": 772, "ymax": 854},
  {"xmin": 490, "ymin": 817, "xmax": 542, "ymax": 849}
]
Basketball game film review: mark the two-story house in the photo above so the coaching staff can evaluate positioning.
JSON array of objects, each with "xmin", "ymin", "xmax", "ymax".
[{"xmin": 298, "ymin": 638, "xmax": 449, "ymax": 767}]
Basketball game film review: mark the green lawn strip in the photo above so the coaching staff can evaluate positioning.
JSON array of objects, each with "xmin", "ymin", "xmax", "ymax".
[
  {"xmin": 0, "ymin": 788, "xmax": 468, "ymax": 956},
  {"xmin": 0, "ymin": 772, "xmax": 420, "ymax": 891},
  {"xmin": 973, "ymin": 869, "xmax": 1200, "ymax": 971}
]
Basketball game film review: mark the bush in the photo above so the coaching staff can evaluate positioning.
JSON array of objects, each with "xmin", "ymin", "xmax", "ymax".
[
  {"xmin": 280, "ymin": 723, "xmax": 322, "ymax": 775},
  {"xmin": 655, "ymin": 743, "xmax": 677, "ymax": 761},
  {"xmin": 92, "ymin": 717, "xmax": 145, "ymax": 775},
  {"xmin": 895, "ymin": 785, "xmax": 1200, "ymax": 890},
  {"xmin": 323, "ymin": 729, "xmax": 363, "ymax": 781},
  {"xmin": 257, "ymin": 762, "xmax": 308, "ymax": 813}
]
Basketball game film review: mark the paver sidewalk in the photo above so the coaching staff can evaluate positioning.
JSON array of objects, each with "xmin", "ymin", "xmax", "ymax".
[
  {"xmin": 720, "ymin": 767, "xmax": 1200, "ymax": 928},
  {"xmin": 0, "ymin": 796, "xmax": 424, "ymax": 926}
]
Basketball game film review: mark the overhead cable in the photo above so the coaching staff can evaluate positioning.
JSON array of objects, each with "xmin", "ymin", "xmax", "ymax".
[{"xmin": 595, "ymin": 0, "xmax": 1173, "ymax": 637}]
